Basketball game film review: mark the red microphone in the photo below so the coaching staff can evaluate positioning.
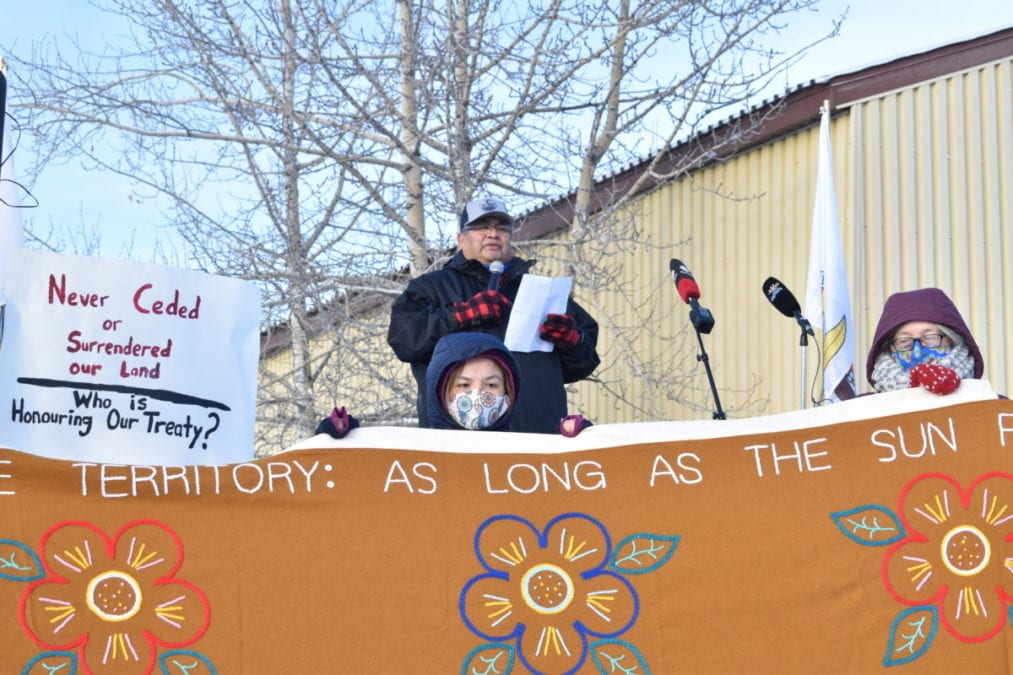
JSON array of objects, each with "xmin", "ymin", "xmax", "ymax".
[
  {"xmin": 670, "ymin": 259, "xmax": 714, "ymax": 333},
  {"xmin": 670, "ymin": 259, "xmax": 701, "ymax": 304}
]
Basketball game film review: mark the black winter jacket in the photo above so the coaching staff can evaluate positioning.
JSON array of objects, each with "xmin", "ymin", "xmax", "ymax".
[{"xmin": 387, "ymin": 251, "xmax": 600, "ymax": 433}]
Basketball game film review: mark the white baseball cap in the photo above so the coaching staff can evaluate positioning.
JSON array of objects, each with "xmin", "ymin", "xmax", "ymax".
[{"xmin": 459, "ymin": 197, "xmax": 514, "ymax": 230}]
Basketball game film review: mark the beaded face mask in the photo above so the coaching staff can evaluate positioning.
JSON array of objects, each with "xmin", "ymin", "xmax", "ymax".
[
  {"xmin": 892, "ymin": 341, "xmax": 951, "ymax": 370},
  {"xmin": 448, "ymin": 389, "xmax": 510, "ymax": 430}
]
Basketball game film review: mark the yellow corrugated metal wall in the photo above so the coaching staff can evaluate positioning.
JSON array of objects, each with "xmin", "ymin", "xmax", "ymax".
[
  {"xmin": 559, "ymin": 127, "xmax": 826, "ymax": 423},
  {"xmin": 850, "ymin": 57, "xmax": 1012, "ymax": 401},
  {"xmin": 564, "ymin": 54, "xmax": 1012, "ymax": 423}
]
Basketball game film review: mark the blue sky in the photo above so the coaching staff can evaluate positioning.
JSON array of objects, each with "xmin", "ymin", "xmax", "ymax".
[{"xmin": 2, "ymin": 1, "xmax": 1012, "ymax": 261}]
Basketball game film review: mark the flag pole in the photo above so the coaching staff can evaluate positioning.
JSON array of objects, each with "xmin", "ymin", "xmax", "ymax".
[
  {"xmin": 815, "ymin": 102, "xmax": 829, "ymax": 405},
  {"xmin": 0, "ymin": 59, "xmax": 7, "ymax": 174},
  {"xmin": 818, "ymin": 101, "xmax": 830, "ymax": 404},
  {"xmin": 0, "ymin": 60, "xmax": 7, "ymax": 351}
]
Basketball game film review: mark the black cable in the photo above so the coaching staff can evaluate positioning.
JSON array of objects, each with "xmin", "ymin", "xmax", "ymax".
[{"xmin": 0, "ymin": 110, "xmax": 40, "ymax": 210}]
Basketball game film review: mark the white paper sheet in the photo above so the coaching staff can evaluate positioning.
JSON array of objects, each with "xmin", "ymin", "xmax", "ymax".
[{"xmin": 503, "ymin": 274, "xmax": 572, "ymax": 352}]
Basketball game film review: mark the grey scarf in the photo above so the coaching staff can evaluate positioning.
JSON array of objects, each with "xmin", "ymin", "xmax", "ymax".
[{"xmin": 871, "ymin": 344, "xmax": 977, "ymax": 393}]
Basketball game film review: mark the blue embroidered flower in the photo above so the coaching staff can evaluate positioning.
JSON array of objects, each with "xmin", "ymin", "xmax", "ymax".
[{"xmin": 460, "ymin": 513, "xmax": 638, "ymax": 675}]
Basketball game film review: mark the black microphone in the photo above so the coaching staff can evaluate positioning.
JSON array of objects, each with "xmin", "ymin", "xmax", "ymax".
[
  {"xmin": 762, "ymin": 277, "xmax": 814, "ymax": 335},
  {"xmin": 670, "ymin": 259, "xmax": 714, "ymax": 333},
  {"xmin": 488, "ymin": 260, "xmax": 504, "ymax": 292}
]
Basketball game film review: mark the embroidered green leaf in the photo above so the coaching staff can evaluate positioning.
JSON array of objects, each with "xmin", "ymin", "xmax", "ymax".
[
  {"xmin": 830, "ymin": 506, "xmax": 904, "ymax": 546},
  {"xmin": 0, "ymin": 539, "xmax": 44, "ymax": 582},
  {"xmin": 23, "ymin": 651, "xmax": 77, "ymax": 674},
  {"xmin": 884, "ymin": 606, "xmax": 937, "ymax": 666},
  {"xmin": 460, "ymin": 643, "xmax": 514, "ymax": 675},
  {"xmin": 590, "ymin": 639, "xmax": 651, "ymax": 674},
  {"xmin": 159, "ymin": 650, "xmax": 218, "ymax": 674},
  {"xmin": 610, "ymin": 534, "xmax": 680, "ymax": 575}
]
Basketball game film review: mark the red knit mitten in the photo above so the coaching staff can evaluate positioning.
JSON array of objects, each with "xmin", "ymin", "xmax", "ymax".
[
  {"xmin": 909, "ymin": 363, "xmax": 961, "ymax": 395},
  {"xmin": 451, "ymin": 290, "xmax": 511, "ymax": 328},
  {"xmin": 539, "ymin": 313, "xmax": 581, "ymax": 350}
]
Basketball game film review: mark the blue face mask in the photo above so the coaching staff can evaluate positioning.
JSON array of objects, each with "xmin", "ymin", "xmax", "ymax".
[{"xmin": 893, "ymin": 341, "xmax": 951, "ymax": 370}]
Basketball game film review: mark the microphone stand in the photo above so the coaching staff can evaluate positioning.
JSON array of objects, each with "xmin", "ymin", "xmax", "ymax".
[
  {"xmin": 792, "ymin": 312, "xmax": 814, "ymax": 409},
  {"xmin": 687, "ymin": 298, "xmax": 725, "ymax": 420},
  {"xmin": 798, "ymin": 324, "xmax": 808, "ymax": 410}
]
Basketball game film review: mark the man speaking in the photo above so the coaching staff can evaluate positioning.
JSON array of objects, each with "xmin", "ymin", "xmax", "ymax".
[{"xmin": 387, "ymin": 197, "xmax": 600, "ymax": 433}]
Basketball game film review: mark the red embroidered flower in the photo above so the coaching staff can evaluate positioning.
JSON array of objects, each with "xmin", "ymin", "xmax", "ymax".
[
  {"xmin": 883, "ymin": 473, "xmax": 1013, "ymax": 642},
  {"xmin": 18, "ymin": 520, "xmax": 210, "ymax": 674}
]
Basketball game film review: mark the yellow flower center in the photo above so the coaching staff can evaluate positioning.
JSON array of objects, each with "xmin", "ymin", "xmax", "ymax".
[
  {"xmin": 940, "ymin": 525, "xmax": 991, "ymax": 577},
  {"xmin": 85, "ymin": 570, "xmax": 143, "ymax": 622},
  {"xmin": 520, "ymin": 563, "xmax": 574, "ymax": 615}
]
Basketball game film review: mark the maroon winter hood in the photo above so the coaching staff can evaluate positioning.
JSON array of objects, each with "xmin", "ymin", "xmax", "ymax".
[{"xmin": 866, "ymin": 287, "xmax": 984, "ymax": 386}]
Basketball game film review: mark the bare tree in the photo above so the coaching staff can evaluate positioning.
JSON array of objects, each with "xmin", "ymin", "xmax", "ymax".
[{"xmin": 7, "ymin": 0, "xmax": 839, "ymax": 450}]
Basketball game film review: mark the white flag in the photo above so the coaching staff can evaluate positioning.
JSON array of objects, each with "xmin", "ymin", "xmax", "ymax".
[{"xmin": 803, "ymin": 102, "xmax": 856, "ymax": 403}]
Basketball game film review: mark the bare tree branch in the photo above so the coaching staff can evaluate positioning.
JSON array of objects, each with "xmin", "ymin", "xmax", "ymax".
[{"xmin": 7, "ymin": 0, "xmax": 841, "ymax": 452}]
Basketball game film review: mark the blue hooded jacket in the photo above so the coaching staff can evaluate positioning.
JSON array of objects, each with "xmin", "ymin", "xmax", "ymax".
[{"xmin": 424, "ymin": 333, "xmax": 521, "ymax": 431}]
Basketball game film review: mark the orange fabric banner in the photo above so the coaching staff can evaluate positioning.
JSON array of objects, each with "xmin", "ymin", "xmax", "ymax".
[{"xmin": 2, "ymin": 386, "xmax": 1012, "ymax": 674}]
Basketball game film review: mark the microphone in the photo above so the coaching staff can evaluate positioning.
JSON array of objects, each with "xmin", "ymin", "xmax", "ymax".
[
  {"xmin": 488, "ymin": 260, "xmax": 504, "ymax": 292},
  {"xmin": 762, "ymin": 277, "xmax": 800, "ymax": 317},
  {"xmin": 670, "ymin": 259, "xmax": 700, "ymax": 304},
  {"xmin": 762, "ymin": 277, "xmax": 814, "ymax": 335},
  {"xmin": 670, "ymin": 259, "xmax": 714, "ymax": 333},
  {"xmin": 669, "ymin": 259, "xmax": 724, "ymax": 418}
]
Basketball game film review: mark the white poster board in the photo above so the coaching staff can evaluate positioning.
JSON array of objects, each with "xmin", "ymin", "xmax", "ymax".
[{"xmin": 0, "ymin": 249, "xmax": 260, "ymax": 465}]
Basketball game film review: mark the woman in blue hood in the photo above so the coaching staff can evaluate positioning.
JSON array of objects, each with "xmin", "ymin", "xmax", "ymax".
[
  {"xmin": 425, "ymin": 333, "xmax": 520, "ymax": 431},
  {"xmin": 315, "ymin": 331, "xmax": 593, "ymax": 437}
]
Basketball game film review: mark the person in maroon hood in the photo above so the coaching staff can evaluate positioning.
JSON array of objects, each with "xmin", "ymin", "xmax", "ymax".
[{"xmin": 866, "ymin": 287, "xmax": 983, "ymax": 395}]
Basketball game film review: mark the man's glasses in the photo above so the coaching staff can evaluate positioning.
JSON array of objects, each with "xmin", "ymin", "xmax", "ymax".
[
  {"xmin": 890, "ymin": 333, "xmax": 947, "ymax": 352},
  {"xmin": 463, "ymin": 221, "xmax": 513, "ymax": 234}
]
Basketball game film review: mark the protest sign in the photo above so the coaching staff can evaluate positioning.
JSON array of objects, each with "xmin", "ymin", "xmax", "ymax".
[{"xmin": 0, "ymin": 249, "xmax": 260, "ymax": 465}]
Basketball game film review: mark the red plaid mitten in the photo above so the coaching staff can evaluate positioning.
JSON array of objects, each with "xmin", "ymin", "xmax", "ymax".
[
  {"xmin": 539, "ymin": 313, "xmax": 581, "ymax": 350},
  {"xmin": 451, "ymin": 290, "xmax": 511, "ymax": 328},
  {"xmin": 909, "ymin": 363, "xmax": 961, "ymax": 395}
]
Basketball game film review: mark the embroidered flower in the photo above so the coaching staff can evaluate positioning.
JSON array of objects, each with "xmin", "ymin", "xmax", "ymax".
[
  {"xmin": 460, "ymin": 513, "xmax": 637, "ymax": 675},
  {"xmin": 883, "ymin": 473, "xmax": 1013, "ymax": 642},
  {"xmin": 18, "ymin": 520, "xmax": 210, "ymax": 674}
]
